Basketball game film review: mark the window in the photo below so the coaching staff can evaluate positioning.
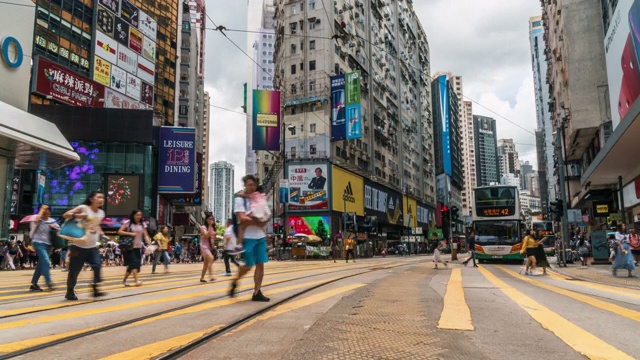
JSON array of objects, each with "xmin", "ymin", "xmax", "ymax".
[
  {"xmin": 309, "ymin": 60, "xmax": 316, "ymax": 71},
  {"xmin": 262, "ymin": 59, "xmax": 266, "ymax": 63},
  {"xmin": 290, "ymin": 126, "xmax": 297, "ymax": 135},
  {"xmin": 291, "ymin": 5, "xmax": 296, "ymax": 14},
  {"xmin": 310, "ymin": 40, "xmax": 316, "ymax": 50},
  {"xmin": 309, "ymin": 80, "xmax": 316, "ymax": 91},
  {"xmin": 310, "ymin": 144, "xmax": 317, "ymax": 155},
  {"xmin": 300, "ymin": 41, "xmax": 304, "ymax": 50},
  {"xmin": 300, "ymin": 2, "xmax": 304, "ymax": 11},
  {"xmin": 263, "ymin": 34, "xmax": 267, "ymax": 38},
  {"xmin": 291, "ymin": 44, "xmax": 296, "ymax": 54},
  {"xmin": 263, "ymin": 42, "xmax": 267, "ymax": 47},
  {"xmin": 268, "ymin": 68, "xmax": 272, "ymax": 72},
  {"xmin": 309, "ymin": 0, "xmax": 315, "ymax": 10},
  {"xmin": 263, "ymin": 51, "xmax": 266, "ymax": 55},
  {"xmin": 290, "ymin": 147, "xmax": 296, "ymax": 157},
  {"xmin": 309, "ymin": 19, "xmax": 316, "ymax": 30},
  {"xmin": 263, "ymin": 76, "xmax": 266, "ymax": 80},
  {"xmin": 291, "ymin": 64, "xmax": 296, "ymax": 75},
  {"xmin": 289, "ymin": 22, "xmax": 297, "ymax": 34},
  {"xmin": 310, "ymin": 123, "xmax": 316, "ymax": 133},
  {"xmin": 268, "ymin": 43, "xmax": 272, "ymax": 47},
  {"xmin": 291, "ymin": 84, "xmax": 297, "ymax": 94},
  {"xmin": 300, "ymin": 62, "xmax": 304, "ymax": 70}
]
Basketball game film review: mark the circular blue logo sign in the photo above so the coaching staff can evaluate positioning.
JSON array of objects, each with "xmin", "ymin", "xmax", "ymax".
[{"xmin": 1, "ymin": 36, "xmax": 23, "ymax": 68}]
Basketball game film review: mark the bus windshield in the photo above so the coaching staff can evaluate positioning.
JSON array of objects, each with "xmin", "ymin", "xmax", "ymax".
[{"xmin": 474, "ymin": 221, "xmax": 521, "ymax": 245}]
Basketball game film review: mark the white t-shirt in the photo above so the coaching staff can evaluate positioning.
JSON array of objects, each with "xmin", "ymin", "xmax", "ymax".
[
  {"xmin": 224, "ymin": 226, "xmax": 237, "ymax": 250},
  {"xmin": 73, "ymin": 205, "xmax": 105, "ymax": 249},
  {"xmin": 234, "ymin": 197, "xmax": 266, "ymax": 240}
]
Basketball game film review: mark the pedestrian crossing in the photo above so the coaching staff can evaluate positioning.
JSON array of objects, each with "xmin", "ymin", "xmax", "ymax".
[{"xmin": 438, "ymin": 264, "xmax": 640, "ymax": 359}]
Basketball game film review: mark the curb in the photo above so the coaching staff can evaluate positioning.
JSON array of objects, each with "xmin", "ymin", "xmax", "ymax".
[{"xmin": 549, "ymin": 264, "xmax": 640, "ymax": 291}]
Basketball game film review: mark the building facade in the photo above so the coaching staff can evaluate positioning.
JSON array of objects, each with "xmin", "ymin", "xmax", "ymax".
[
  {"xmin": 497, "ymin": 138, "xmax": 519, "ymax": 178},
  {"xmin": 473, "ymin": 115, "xmax": 500, "ymax": 187},
  {"xmin": 209, "ymin": 161, "xmax": 235, "ymax": 223}
]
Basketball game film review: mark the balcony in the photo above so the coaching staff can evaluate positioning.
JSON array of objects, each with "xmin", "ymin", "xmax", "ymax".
[{"xmin": 285, "ymin": 151, "xmax": 328, "ymax": 161}]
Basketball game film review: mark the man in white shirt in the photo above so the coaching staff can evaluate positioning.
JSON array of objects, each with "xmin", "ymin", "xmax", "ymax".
[
  {"xmin": 228, "ymin": 175, "xmax": 271, "ymax": 302},
  {"xmin": 223, "ymin": 219, "xmax": 240, "ymax": 276}
]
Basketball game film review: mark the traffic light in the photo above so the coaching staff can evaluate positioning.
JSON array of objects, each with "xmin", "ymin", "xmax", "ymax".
[
  {"xmin": 451, "ymin": 206, "xmax": 460, "ymax": 223},
  {"xmin": 441, "ymin": 206, "xmax": 450, "ymax": 227},
  {"xmin": 550, "ymin": 199, "xmax": 563, "ymax": 219},
  {"xmin": 273, "ymin": 223, "xmax": 281, "ymax": 234}
]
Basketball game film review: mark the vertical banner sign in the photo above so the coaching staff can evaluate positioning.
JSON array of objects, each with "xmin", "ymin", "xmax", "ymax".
[
  {"xmin": 438, "ymin": 75, "xmax": 452, "ymax": 176},
  {"xmin": 345, "ymin": 71, "xmax": 362, "ymax": 140},
  {"xmin": 279, "ymin": 179, "xmax": 289, "ymax": 204},
  {"xmin": 330, "ymin": 74, "xmax": 346, "ymax": 141},
  {"xmin": 158, "ymin": 127, "xmax": 196, "ymax": 193},
  {"xmin": 37, "ymin": 172, "xmax": 46, "ymax": 206},
  {"xmin": 252, "ymin": 89, "xmax": 281, "ymax": 151}
]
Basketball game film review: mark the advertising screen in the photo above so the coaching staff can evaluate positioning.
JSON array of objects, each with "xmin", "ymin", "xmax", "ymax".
[
  {"xmin": 105, "ymin": 174, "xmax": 141, "ymax": 216},
  {"xmin": 287, "ymin": 164, "xmax": 329, "ymax": 211},
  {"xmin": 251, "ymin": 89, "xmax": 281, "ymax": 151},
  {"xmin": 330, "ymin": 74, "xmax": 346, "ymax": 141},
  {"xmin": 288, "ymin": 216, "xmax": 330, "ymax": 239}
]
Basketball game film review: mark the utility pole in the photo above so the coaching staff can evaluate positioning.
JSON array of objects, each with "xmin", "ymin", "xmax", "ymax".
[{"xmin": 557, "ymin": 125, "xmax": 569, "ymax": 267}]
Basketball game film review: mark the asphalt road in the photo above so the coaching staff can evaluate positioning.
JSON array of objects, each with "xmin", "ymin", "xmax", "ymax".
[{"xmin": 0, "ymin": 255, "xmax": 637, "ymax": 359}]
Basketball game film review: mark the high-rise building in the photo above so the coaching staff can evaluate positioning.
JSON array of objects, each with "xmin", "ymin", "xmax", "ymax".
[
  {"xmin": 209, "ymin": 161, "xmax": 235, "ymax": 223},
  {"xmin": 432, "ymin": 74, "xmax": 463, "ymax": 214},
  {"xmin": 519, "ymin": 160, "xmax": 534, "ymax": 191},
  {"xmin": 188, "ymin": 0, "xmax": 206, "ymax": 77},
  {"xmin": 497, "ymin": 139, "xmax": 519, "ymax": 178},
  {"xmin": 473, "ymin": 115, "xmax": 500, "ymax": 187},
  {"xmin": 529, "ymin": 15, "xmax": 555, "ymax": 213},
  {"xmin": 271, "ymin": 0, "xmax": 436, "ymax": 212}
]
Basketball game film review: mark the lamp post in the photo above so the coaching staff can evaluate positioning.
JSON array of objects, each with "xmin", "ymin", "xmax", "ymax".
[{"xmin": 282, "ymin": 124, "xmax": 295, "ymax": 251}]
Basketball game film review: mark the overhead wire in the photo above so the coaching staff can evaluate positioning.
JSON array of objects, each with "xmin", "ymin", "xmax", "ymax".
[{"xmin": 0, "ymin": 1, "xmax": 34, "ymax": 8}]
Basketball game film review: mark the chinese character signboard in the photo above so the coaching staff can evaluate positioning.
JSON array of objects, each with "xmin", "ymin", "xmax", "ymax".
[
  {"xmin": 158, "ymin": 127, "xmax": 197, "ymax": 193},
  {"xmin": 93, "ymin": 57, "xmax": 111, "ymax": 86},
  {"xmin": 252, "ymin": 89, "xmax": 281, "ymax": 151},
  {"xmin": 287, "ymin": 164, "xmax": 329, "ymax": 211},
  {"xmin": 32, "ymin": 56, "xmax": 105, "ymax": 107}
]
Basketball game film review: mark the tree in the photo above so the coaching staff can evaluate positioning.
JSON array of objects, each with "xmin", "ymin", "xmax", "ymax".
[{"xmin": 315, "ymin": 219, "xmax": 329, "ymax": 241}]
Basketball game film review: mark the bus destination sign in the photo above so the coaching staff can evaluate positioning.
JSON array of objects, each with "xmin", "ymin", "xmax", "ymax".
[{"xmin": 481, "ymin": 207, "xmax": 514, "ymax": 217}]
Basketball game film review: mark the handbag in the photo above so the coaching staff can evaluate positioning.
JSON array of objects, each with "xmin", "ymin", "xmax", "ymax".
[
  {"xmin": 119, "ymin": 225, "xmax": 135, "ymax": 251},
  {"xmin": 58, "ymin": 219, "xmax": 87, "ymax": 244},
  {"xmin": 49, "ymin": 227, "xmax": 67, "ymax": 249}
]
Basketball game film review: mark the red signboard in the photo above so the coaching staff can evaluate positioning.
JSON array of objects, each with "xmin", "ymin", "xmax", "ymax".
[{"xmin": 32, "ymin": 56, "xmax": 105, "ymax": 107}]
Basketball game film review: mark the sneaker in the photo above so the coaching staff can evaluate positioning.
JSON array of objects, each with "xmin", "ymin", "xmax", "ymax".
[
  {"xmin": 65, "ymin": 292, "xmax": 78, "ymax": 301},
  {"xmin": 46, "ymin": 283, "xmax": 55, "ymax": 292},
  {"xmin": 229, "ymin": 246, "xmax": 245, "ymax": 255},
  {"xmin": 251, "ymin": 290, "xmax": 270, "ymax": 302},
  {"xmin": 30, "ymin": 284, "xmax": 43, "ymax": 292},
  {"xmin": 134, "ymin": 281, "xmax": 143, "ymax": 287},
  {"xmin": 223, "ymin": 272, "xmax": 233, "ymax": 276},
  {"xmin": 228, "ymin": 280, "xmax": 238, "ymax": 298},
  {"xmin": 123, "ymin": 281, "xmax": 131, "ymax": 287}
]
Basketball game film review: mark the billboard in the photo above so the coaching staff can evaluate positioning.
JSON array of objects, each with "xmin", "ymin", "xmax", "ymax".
[
  {"xmin": 252, "ymin": 89, "xmax": 281, "ymax": 151},
  {"xmin": 604, "ymin": 0, "xmax": 640, "ymax": 128},
  {"xmin": 32, "ymin": 56, "xmax": 105, "ymax": 107},
  {"xmin": 330, "ymin": 74, "xmax": 346, "ymax": 141},
  {"xmin": 95, "ymin": 31, "xmax": 118, "ymax": 64},
  {"xmin": 96, "ymin": 5, "xmax": 115, "ymax": 36},
  {"xmin": 287, "ymin": 164, "xmax": 329, "ymax": 211},
  {"xmin": 403, "ymin": 195, "xmax": 417, "ymax": 228},
  {"xmin": 93, "ymin": 56, "xmax": 111, "ymax": 86},
  {"xmin": 110, "ymin": 65, "xmax": 127, "ymax": 94},
  {"xmin": 158, "ymin": 127, "xmax": 196, "ymax": 193},
  {"xmin": 363, "ymin": 180, "xmax": 403, "ymax": 225},
  {"xmin": 104, "ymin": 88, "xmax": 148, "ymax": 109},
  {"xmin": 345, "ymin": 71, "xmax": 362, "ymax": 140},
  {"xmin": 105, "ymin": 174, "xmax": 141, "ymax": 216},
  {"xmin": 331, "ymin": 165, "xmax": 364, "ymax": 216},
  {"xmin": 288, "ymin": 216, "xmax": 330, "ymax": 239},
  {"xmin": 437, "ymin": 75, "xmax": 452, "ymax": 175},
  {"xmin": 417, "ymin": 202, "xmax": 435, "ymax": 229}
]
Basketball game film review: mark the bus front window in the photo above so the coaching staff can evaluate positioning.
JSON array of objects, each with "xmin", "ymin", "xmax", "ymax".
[{"xmin": 474, "ymin": 221, "xmax": 521, "ymax": 246}]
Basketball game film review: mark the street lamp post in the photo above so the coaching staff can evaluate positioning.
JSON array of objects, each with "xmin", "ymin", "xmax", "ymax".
[{"xmin": 282, "ymin": 124, "xmax": 295, "ymax": 253}]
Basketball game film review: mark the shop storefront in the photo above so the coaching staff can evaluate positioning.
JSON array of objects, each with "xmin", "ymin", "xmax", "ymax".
[
  {"xmin": 363, "ymin": 179, "xmax": 404, "ymax": 253},
  {"xmin": 417, "ymin": 201, "xmax": 436, "ymax": 253},
  {"xmin": 2, "ymin": 2, "xmax": 79, "ymax": 239}
]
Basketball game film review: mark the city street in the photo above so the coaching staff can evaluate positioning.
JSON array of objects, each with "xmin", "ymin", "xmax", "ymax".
[{"xmin": 0, "ymin": 256, "xmax": 638, "ymax": 359}]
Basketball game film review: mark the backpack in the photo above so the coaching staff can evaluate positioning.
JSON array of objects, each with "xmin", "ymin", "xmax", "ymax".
[{"xmin": 232, "ymin": 197, "xmax": 248, "ymax": 237}]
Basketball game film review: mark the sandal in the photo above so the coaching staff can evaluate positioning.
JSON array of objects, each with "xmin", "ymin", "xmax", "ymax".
[
  {"xmin": 200, "ymin": 279, "xmax": 207, "ymax": 283},
  {"xmin": 209, "ymin": 278, "xmax": 215, "ymax": 282}
]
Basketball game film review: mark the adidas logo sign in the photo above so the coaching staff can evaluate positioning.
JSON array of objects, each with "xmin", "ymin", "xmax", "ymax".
[{"xmin": 343, "ymin": 182, "xmax": 356, "ymax": 203}]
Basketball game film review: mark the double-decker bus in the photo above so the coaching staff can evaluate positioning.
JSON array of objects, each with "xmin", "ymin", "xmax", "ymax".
[{"xmin": 472, "ymin": 185, "xmax": 524, "ymax": 262}]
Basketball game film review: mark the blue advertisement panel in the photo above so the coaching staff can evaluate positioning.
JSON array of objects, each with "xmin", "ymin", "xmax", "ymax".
[
  {"xmin": 330, "ymin": 74, "xmax": 346, "ymax": 141},
  {"xmin": 158, "ymin": 127, "xmax": 196, "ymax": 193},
  {"xmin": 346, "ymin": 104, "xmax": 362, "ymax": 140},
  {"xmin": 438, "ymin": 75, "xmax": 452, "ymax": 176}
]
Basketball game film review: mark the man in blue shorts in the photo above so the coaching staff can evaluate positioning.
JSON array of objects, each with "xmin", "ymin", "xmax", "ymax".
[{"xmin": 228, "ymin": 175, "xmax": 270, "ymax": 302}]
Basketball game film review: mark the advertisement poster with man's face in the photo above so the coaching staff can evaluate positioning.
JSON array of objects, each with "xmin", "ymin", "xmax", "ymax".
[{"xmin": 287, "ymin": 164, "xmax": 329, "ymax": 211}]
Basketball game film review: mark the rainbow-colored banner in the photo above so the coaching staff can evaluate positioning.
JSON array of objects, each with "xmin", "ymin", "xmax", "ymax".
[{"xmin": 252, "ymin": 89, "xmax": 281, "ymax": 151}]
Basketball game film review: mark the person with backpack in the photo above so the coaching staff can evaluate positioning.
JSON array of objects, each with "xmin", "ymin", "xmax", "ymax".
[
  {"xmin": 228, "ymin": 175, "xmax": 271, "ymax": 302},
  {"xmin": 29, "ymin": 204, "xmax": 60, "ymax": 292}
]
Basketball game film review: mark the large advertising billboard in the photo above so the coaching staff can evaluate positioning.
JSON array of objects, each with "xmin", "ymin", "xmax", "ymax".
[
  {"xmin": 287, "ymin": 164, "xmax": 329, "ymax": 211},
  {"xmin": 158, "ymin": 127, "xmax": 196, "ymax": 193},
  {"xmin": 345, "ymin": 71, "xmax": 362, "ymax": 140},
  {"xmin": 330, "ymin": 74, "xmax": 346, "ymax": 140},
  {"xmin": 32, "ymin": 57, "xmax": 105, "ymax": 107},
  {"xmin": 288, "ymin": 216, "xmax": 330, "ymax": 239},
  {"xmin": 331, "ymin": 72, "xmax": 362, "ymax": 141},
  {"xmin": 363, "ymin": 180, "xmax": 403, "ymax": 225},
  {"xmin": 605, "ymin": 0, "xmax": 640, "ymax": 128},
  {"xmin": 437, "ymin": 75, "xmax": 452, "ymax": 175},
  {"xmin": 331, "ymin": 165, "xmax": 364, "ymax": 216},
  {"xmin": 403, "ymin": 195, "xmax": 417, "ymax": 228},
  {"xmin": 417, "ymin": 202, "xmax": 435, "ymax": 229},
  {"xmin": 105, "ymin": 174, "xmax": 141, "ymax": 216},
  {"xmin": 252, "ymin": 89, "xmax": 281, "ymax": 151}
]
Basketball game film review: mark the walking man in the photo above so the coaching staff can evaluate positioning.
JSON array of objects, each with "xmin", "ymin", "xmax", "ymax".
[
  {"xmin": 228, "ymin": 175, "xmax": 271, "ymax": 302},
  {"xmin": 223, "ymin": 219, "xmax": 241, "ymax": 275},
  {"xmin": 345, "ymin": 233, "xmax": 356, "ymax": 263},
  {"xmin": 462, "ymin": 230, "xmax": 478, "ymax": 267},
  {"xmin": 152, "ymin": 225, "xmax": 171, "ymax": 274}
]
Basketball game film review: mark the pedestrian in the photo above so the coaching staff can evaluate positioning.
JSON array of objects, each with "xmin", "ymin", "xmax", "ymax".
[
  {"xmin": 199, "ymin": 214, "xmax": 217, "ymax": 282},
  {"xmin": 59, "ymin": 245, "xmax": 68, "ymax": 271},
  {"xmin": 533, "ymin": 230, "xmax": 549, "ymax": 275},
  {"xmin": 4, "ymin": 241, "xmax": 18, "ymax": 270},
  {"xmin": 29, "ymin": 204, "xmax": 60, "ymax": 292},
  {"xmin": 520, "ymin": 229, "xmax": 538, "ymax": 275},
  {"xmin": 331, "ymin": 235, "xmax": 340, "ymax": 263},
  {"xmin": 119, "ymin": 209, "xmax": 150, "ymax": 287},
  {"xmin": 431, "ymin": 235, "xmax": 448, "ymax": 269},
  {"xmin": 344, "ymin": 233, "xmax": 356, "ymax": 263},
  {"xmin": 228, "ymin": 175, "xmax": 271, "ymax": 302},
  {"xmin": 462, "ymin": 230, "xmax": 478, "ymax": 267},
  {"xmin": 629, "ymin": 227, "xmax": 640, "ymax": 266},
  {"xmin": 612, "ymin": 223, "xmax": 636, "ymax": 277},
  {"xmin": 63, "ymin": 191, "xmax": 106, "ymax": 300},
  {"xmin": 174, "ymin": 242, "xmax": 182, "ymax": 263},
  {"xmin": 222, "ymin": 219, "xmax": 240, "ymax": 276},
  {"xmin": 577, "ymin": 235, "xmax": 590, "ymax": 267},
  {"xmin": 152, "ymin": 225, "xmax": 171, "ymax": 274}
]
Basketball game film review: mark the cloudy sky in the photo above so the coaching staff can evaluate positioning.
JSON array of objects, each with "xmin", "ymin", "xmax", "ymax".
[{"xmin": 204, "ymin": 0, "xmax": 542, "ymax": 190}]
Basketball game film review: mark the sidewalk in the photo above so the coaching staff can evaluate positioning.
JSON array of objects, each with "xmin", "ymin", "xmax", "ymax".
[{"xmin": 550, "ymin": 261, "xmax": 640, "ymax": 290}]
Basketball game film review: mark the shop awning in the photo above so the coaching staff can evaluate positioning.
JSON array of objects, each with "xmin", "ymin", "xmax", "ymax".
[
  {"xmin": 581, "ymin": 107, "xmax": 640, "ymax": 187},
  {"xmin": 0, "ymin": 101, "xmax": 79, "ymax": 169}
]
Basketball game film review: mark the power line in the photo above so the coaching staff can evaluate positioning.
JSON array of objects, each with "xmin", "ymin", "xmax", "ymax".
[
  {"xmin": 209, "ymin": 27, "xmax": 333, "ymax": 40},
  {"xmin": 210, "ymin": 104, "xmax": 246, "ymax": 116},
  {"xmin": 319, "ymin": 0, "xmax": 336, "ymax": 36},
  {"xmin": 0, "ymin": 1, "xmax": 34, "ymax": 8}
]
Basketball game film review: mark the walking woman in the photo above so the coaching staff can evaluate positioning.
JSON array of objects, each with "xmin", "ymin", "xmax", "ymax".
[
  {"xmin": 29, "ymin": 205, "xmax": 60, "ymax": 291},
  {"xmin": 520, "ymin": 229, "xmax": 539, "ymax": 275},
  {"xmin": 613, "ymin": 223, "xmax": 637, "ymax": 277},
  {"xmin": 629, "ymin": 227, "xmax": 640, "ymax": 266},
  {"xmin": 199, "ymin": 215, "xmax": 217, "ymax": 282},
  {"xmin": 119, "ymin": 209, "xmax": 150, "ymax": 287},
  {"xmin": 533, "ymin": 230, "xmax": 549, "ymax": 275},
  {"xmin": 63, "ymin": 191, "xmax": 106, "ymax": 300}
]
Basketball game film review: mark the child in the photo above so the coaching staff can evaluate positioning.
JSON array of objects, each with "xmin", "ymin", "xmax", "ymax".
[{"xmin": 234, "ymin": 189, "xmax": 272, "ymax": 254}]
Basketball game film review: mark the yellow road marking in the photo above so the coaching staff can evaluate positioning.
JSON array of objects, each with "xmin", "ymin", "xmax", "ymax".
[
  {"xmin": 0, "ymin": 326, "xmax": 101, "ymax": 353},
  {"xmin": 497, "ymin": 266, "xmax": 640, "ymax": 324},
  {"xmin": 101, "ymin": 284, "xmax": 365, "ymax": 360},
  {"xmin": 478, "ymin": 266, "xmax": 634, "ymax": 360},
  {"xmin": 437, "ymin": 269, "xmax": 473, "ymax": 331},
  {"xmin": 547, "ymin": 270, "xmax": 640, "ymax": 299}
]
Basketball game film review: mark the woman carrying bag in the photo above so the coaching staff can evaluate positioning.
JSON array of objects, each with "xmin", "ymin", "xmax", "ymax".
[
  {"xmin": 29, "ymin": 205, "xmax": 60, "ymax": 292},
  {"xmin": 118, "ymin": 209, "xmax": 150, "ymax": 287},
  {"xmin": 62, "ymin": 191, "xmax": 106, "ymax": 300}
]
